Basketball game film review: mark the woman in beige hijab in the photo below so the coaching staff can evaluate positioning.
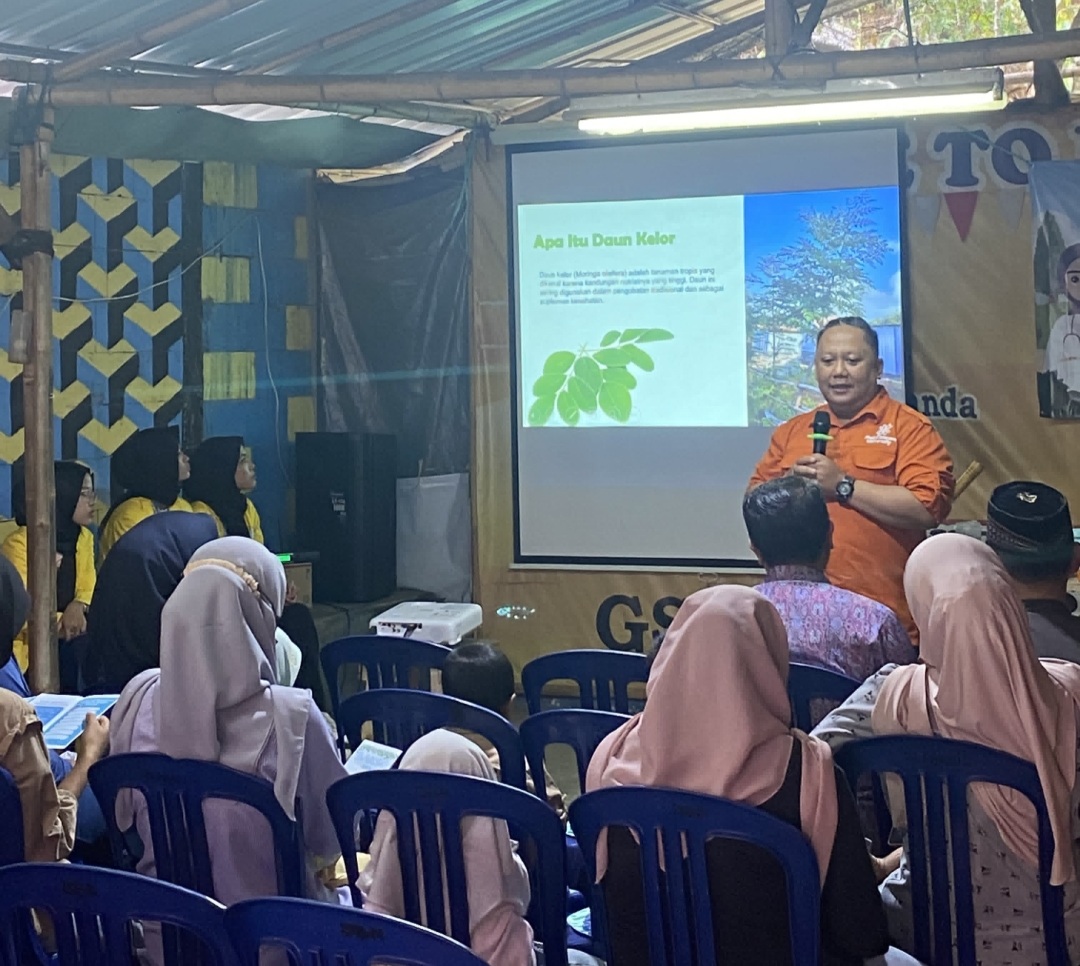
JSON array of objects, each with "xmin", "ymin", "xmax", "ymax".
[{"xmin": 814, "ymin": 533, "xmax": 1080, "ymax": 965}]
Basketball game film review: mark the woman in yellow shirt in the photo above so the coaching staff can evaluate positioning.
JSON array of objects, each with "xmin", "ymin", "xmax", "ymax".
[
  {"xmin": 2, "ymin": 462, "xmax": 97, "ymax": 680},
  {"xmin": 99, "ymin": 427, "xmax": 192, "ymax": 561},
  {"xmin": 185, "ymin": 436, "xmax": 330, "ymax": 711}
]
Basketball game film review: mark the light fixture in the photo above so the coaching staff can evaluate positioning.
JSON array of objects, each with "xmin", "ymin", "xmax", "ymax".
[{"xmin": 572, "ymin": 68, "xmax": 1005, "ymax": 136}]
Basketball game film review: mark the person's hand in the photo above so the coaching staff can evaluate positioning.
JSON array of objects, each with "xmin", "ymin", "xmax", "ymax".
[
  {"xmin": 55, "ymin": 552, "xmax": 62, "ymax": 571},
  {"xmin": 792, "ymin": 454, "xmax": 845, "ymax": 498},
  {"xmin": 869, "ymin": 847, "xmax": 903, "ymax": 884},
  {"xmin": 285, "ymin": 582, "xmax": 298, "ymax": 605},
  {"xmin": 74, "ymin": 714, "xmax": 110, "ymax": 765},
  {"xmin": 58, "ymin": 600, "xmax": 87, "ymax": 641}
]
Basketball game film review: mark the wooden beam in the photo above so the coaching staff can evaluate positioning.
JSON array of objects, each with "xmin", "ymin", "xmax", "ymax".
[
  {"xmin": 53, "ymin": 0, "xmax": 264, "ymax": 82},
  {"xmin": 792, "ymin": 0, "xmax": 830, "ymax": 49},
  {"xmin": 19, "ymin": 104, "xmax": 57, "ymax": 693},
  {"xmin": 242, "ymin": 0, "xmax": 461, "ymax": 74},
  {"xmin": 18, "ymin": 28, "xmax": 1080, "ymax": 106},
  {"xmin": 1019, "ymin": 0, "xmax": 1070, "ymax": 106},
  {"xmin": 764, "ymin": 0, "xmax": 796, "ymax": 58}
]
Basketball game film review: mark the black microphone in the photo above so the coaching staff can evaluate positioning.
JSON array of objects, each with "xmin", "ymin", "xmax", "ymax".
[{"xmin": 811, "ymin": 411, "xmax": 831, "ymax": 456}]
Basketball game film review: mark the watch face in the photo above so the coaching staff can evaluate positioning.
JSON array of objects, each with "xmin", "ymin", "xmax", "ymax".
[{"xmin": 837, "ymin": 478, "xmax": 854, "ymax": 500}]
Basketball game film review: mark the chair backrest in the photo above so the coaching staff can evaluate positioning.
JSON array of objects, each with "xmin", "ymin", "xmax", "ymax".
[
  {"xmin": 326, "ymin": 769, "xmax": 568, "ymax": 966},
  {"xmin": 320, "ymin": 635, "xmax": 451, "ymax": 745},
  {"xmin": 521, "ymin": 649, "xmax": 648, "ymax": 715},
  {"xmin": 0, "ymin": 863, "xmax": 233, "ymax": 966},
  {"xmin": 834, "ymin": 735, "xmax": 1069, "ymax": 966},
  {"xmin": 225, "ymin": 897, "xmax": 488, "ymax": 966},
  {"xmin": 569, "ymin": 786, "xmax": 821, "ymax": 966},
  {"xmin": 786, "ymin": 663, "xmax": 860, "ymax": 732},
  {"xmin": 519, "ymin": 708, "xmax": 629, "ymax": 794},
  {"xmin": 0, "ymin": 767, "xmax": 24, "ymax": 866},
  {"xmin": 89, "ymin": 753, "xmax": 305, "ymax": 899},
  {"xmin": 338, "ymin": 689, "xmax": 527, "ymax": 789}
]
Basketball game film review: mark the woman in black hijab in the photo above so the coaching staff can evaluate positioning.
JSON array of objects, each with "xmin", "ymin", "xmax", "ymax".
[
  {"xmin": 0, "ymin": 555, "xmax": 30, "ymax": 697},
  {"xmin": 2, "ymin": 462, "xmax": 97, "ymax": 689},
  {"xmin": 185, "ymin": 436, "xmax": 331, "ymax": 712},
  {"xmin": 99, "ymin": 426, "xmax": 192, "ymax": 560},
  {"xmin": 86, "ymin": 511, "xmax": 218, "ymax": 693}
]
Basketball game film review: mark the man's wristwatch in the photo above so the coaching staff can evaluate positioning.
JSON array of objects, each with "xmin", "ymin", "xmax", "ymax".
[{"xmin": 836, "ymin": 475, "xmax": 856, "ymax": 505}]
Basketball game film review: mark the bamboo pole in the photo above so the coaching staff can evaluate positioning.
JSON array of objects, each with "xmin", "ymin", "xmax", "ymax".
[
  {"xmin": 19, "ymin": 106, "xmax": 57, "ymax": 694},
  {"xmin": 53, "ymin": 0, "xmax": 264, "ymax": 82},
  {"xmin": 12, "ymin": 27, "xmax": 1080, "ymax": 107}
]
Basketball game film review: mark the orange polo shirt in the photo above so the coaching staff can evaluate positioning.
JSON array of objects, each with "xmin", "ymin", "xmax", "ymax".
[{"xmin": 749, "ymin": 388, "xmax": 954, "ymax": 642}]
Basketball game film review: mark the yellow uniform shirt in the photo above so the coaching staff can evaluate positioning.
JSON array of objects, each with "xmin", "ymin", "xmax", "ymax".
[
  {"xmin": 98, "ymin": 496, "xmax": 194, "ymax": 563},
  {"xmin": 2, "ymin": 525, "xmax": 96, "ymax": 670}
]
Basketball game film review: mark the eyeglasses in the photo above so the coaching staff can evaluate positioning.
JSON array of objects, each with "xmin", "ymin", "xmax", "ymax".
[{"xmin": 79, "ymin": 488, "xmax": 96, "ymax": 501}]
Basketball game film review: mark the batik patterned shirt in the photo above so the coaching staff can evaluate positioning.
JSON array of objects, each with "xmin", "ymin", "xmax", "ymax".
[{"xmin": 756, "ymin": 566, "xmax": 917, "ymax": 682}]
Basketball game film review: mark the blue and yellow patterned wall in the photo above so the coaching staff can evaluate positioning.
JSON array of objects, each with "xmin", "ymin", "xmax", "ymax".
[{"xmin": 0, "ymin": 155, "xmax": 314, "ymax": 549}]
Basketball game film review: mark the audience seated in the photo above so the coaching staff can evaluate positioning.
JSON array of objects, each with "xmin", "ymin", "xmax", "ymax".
[
  {"xmin": 109, "ymin": 538, "xmax": 346, "ymax": 917},
  {"xmin": 587, "ymin": 584, "xmax": 894, "ymax": 966},
  {"xmin": 185, "ymin": 436, "xmax": 330, "ymax": 712},
  {"xmin": 86, "ymin": 512, "xmax": 218, "ymax": 694},
  {"xmin": 813, "ymin": 534, "xmax": 1080, "ymax": 963},
  {"xmin": 99, "ymin": 427, "xmax": 192, "ymax": 561},
  {"xmin": 987, "ymin": 480, "xmax": 1080, "ymax": 664},
  {"xmin": 0, "ymin": 687, "xmax": 109, "ymax": 862},
  {"xmin": 2, "ymin": 462, "xmax": 96, "ymax": 684},
  {"xmin": 442, "ymin": 641, "xmax": 567, "ymax": 818},
  {"xmin": 359, "ymin": 729, "xmax": 536, "ymax": 966},
  {"xmin": 744, "ymin": 477, "xmax": 916, "ymax": 681}
]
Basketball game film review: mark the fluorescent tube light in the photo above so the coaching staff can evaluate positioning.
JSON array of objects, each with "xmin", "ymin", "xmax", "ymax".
[{"xmin": 577, "ymin": 84, "xmax": 1004, "ymax": 136}]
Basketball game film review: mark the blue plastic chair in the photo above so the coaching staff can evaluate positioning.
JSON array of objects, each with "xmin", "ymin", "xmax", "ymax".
[
  {"xmin": 835, "ymin": 735, "xmax": 1069, "ymax": 966},
  {"xmin": 338, "ymin": 689, "xmax": 527, "ymax": 789},
  {"xmin": 0, "ymin": 767, "xmax": 24, "ymax": 867},
  {"xmin": 519, "ymin": 708, "xmax": 629, "ymax": 794},
  {"xmin": 522, "ymin": 649, "xmax": 648, "ymax": 714},
  {"xmin": 787, "ymin": 662, "xmax": 860, "ymax": 731},
  {"xmin": 0, "ymin": 863, "xmax": 234, "ymax": 966},
  {"xmin": 569, "ymin": 786, "xmax": 821, "ymax": 966},
  {"xmin": 89, "ymin": 753, "xmax": 305, "ymax": 899},
  {"xmin": 320, "ymin": 635, "xmax": 451, "ymax": 754},
  {"xmin": 225, "ymin": 897, "xmax": 488, "ymax": 966},
  {"xmin": 326, "ymin": 770, "xmax": 568, "ymax": 966}
]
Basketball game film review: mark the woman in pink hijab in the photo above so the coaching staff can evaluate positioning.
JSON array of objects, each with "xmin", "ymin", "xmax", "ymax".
[
  {"xmin": 586, "ymin": 584, "xmax": 891, "ymax": 966},
  {"xmin": 109, "ymin": 537, "xmax": 347, "ymax": 918},
  {"xmin": 814, "ymin": 533, "xmax": 1080, "ymax": 965},
  {"xmin": 358, "ymin": 729, "xmax": 536, "ymax": 966}
]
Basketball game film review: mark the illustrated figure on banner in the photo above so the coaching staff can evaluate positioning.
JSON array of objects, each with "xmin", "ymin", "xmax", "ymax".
[{"xmin": 1046, "ymin": 244, "xmax": 1080, "ymax": 414}]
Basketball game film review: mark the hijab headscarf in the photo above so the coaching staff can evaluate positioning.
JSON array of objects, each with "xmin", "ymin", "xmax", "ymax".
[
  {"xmin": 359, "ymin": 730, "xmax": 534, "ymax": 966},
  {"xmin": 87, "ymin": 512, "xmax": 218, "ymax": 692},
  {"xmin": 110, "ymin": 427, "xmax": 182, "ymax": 508},
  {"xmin": 873, "ymin": 534, "xmax": 1080, "ymax": 886},
  {"xmin": 12, "ymin": 461, "xmax": 90, "ymax": 611},
  {"xmin": 184, "ymin": 437, "xmax": 249, "ymax": 537},
  {"xmin": 110, "ymin": 537, "xmax": 310, "ymax": 819},
  {"xmin": 586, "ymin": 584, "xmax": 839, "ymax": 884},
  {"xmin": 0, "ymin": 556, "xmax": 28, "ymax": 669}
]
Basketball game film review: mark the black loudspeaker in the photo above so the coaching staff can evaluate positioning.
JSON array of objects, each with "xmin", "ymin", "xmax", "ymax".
[{"xmin": 295, "ymin": 432, "xmax": 397, "ymax": 603}]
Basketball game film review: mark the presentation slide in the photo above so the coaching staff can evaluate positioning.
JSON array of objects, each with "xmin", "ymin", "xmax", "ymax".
[{"xmin": 509, "ymin": 128, "xmax": 905, "ymax": 565}]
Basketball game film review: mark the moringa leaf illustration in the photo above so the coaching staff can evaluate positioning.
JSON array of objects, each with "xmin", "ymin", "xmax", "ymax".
[
  {"xmin": 557, "ymin": 390, "xmax": 580, "ymax": 426},
  {"xmin": 574, "ymin": 356, "xmax": 602, "ymax": 392},
  {"xmin": 533, "ymin": 373, "xmax": 566, "ymax": 396},
  {"xmin": 619, "ymin": 328, "xmax": 646, "ymax": 342},
  {"xmin": 602, "ymin": 366, "xmax": 637, "ymax": 389},
  {"xmin": 543, "ymin": 350, "xmax": 576, "ymax": 375},
  {"xmin": 598, "ymin": 382, "xmax": 632, "ymax": 422},
  {"xmin": 622, "ymin": 344, "xmax": 654, "ymax": 372},
  {"xmin": 567, "ymin": 375, "xmax": 598, "ymax": 413},
  {"xmin": 528, "ymin": 395, "xmax": 556, "ymax": 426},
  {"xmin": 594, "ymin": 347, "xmax": 629, "ymax": 367},
  {"xmin": 637, "ymin": 328, "xmax": 674, "ymax": 343},
  {"xmin": 600, "ymin": 330, "xmax": 620, "ymax": 347}
]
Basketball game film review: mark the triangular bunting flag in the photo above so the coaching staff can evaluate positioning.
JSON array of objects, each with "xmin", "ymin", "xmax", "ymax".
[
  {"xmin": 912, "ymin": 194, "xmax": 942, "ymax": 235},
  {"xmin": 943, "ymin": 190, "xmax": 980, "ymax": 241},
  {"xmin": 997, "ymin": 189, "xmax": 1027, "ymax": 231}
]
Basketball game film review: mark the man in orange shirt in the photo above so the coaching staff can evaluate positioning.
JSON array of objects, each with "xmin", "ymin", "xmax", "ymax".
[{"xmin": 749, "ymin": 317, "xmax": 954, "ymax": 641}]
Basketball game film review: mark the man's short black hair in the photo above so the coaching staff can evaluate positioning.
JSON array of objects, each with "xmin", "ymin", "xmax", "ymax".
[
  {"xmin": 743, "ymin": 476, "xmax": 830, "ymax": 568},
  {"xmin": 816, "ymin": 316, "xmax": 880, "ymax": 358},
  {"xmin": 441, "ymin": 642, "xmax": 515, "ymax": 714}
]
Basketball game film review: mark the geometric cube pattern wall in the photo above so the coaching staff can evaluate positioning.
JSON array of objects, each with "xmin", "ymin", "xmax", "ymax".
[{"xmin": 0, "ymin": 154, "xmax": 193, "ymax": 507}]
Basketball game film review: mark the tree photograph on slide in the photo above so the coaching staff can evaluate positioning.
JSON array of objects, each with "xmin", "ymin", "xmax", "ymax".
[{"xmin": 744, "ymin": 187, "xmax": 904, "ymax": 427}]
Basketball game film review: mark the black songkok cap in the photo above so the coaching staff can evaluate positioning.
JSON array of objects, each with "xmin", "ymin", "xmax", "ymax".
[{"xmin": 986, "ymin": 481, "xmax": 1074, "ymax": 569}]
